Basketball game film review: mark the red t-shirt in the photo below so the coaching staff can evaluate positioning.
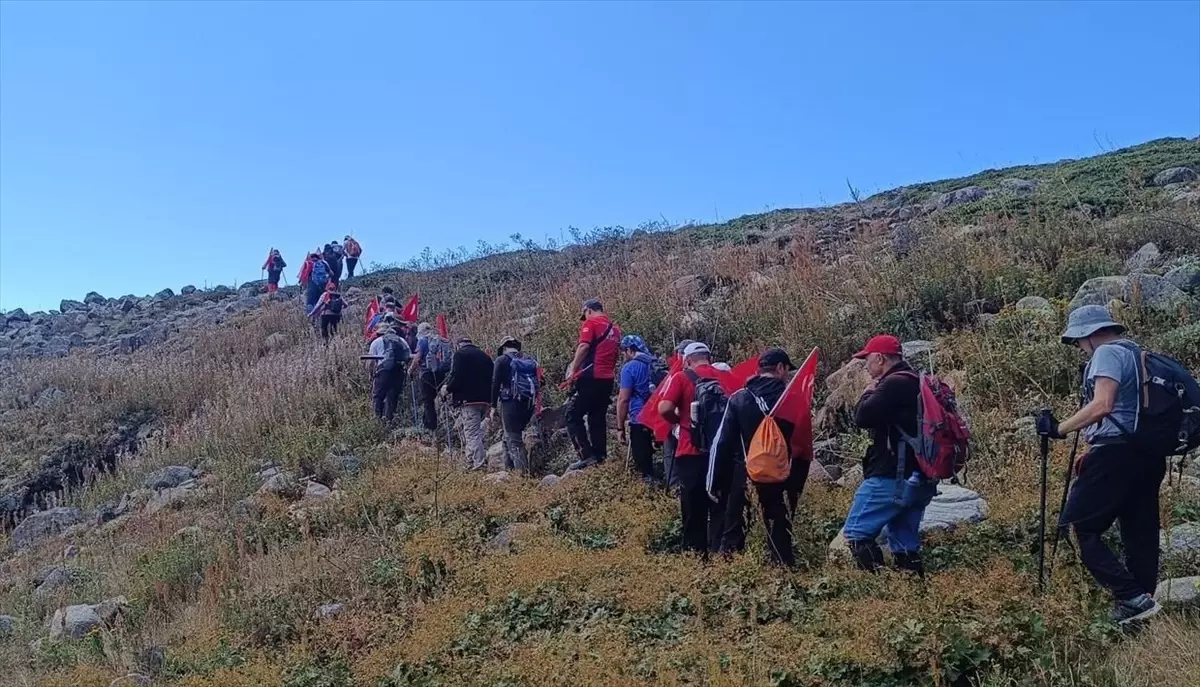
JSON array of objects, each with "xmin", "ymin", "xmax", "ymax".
[
  {"xmin": 578, "ymin": 315, "xmax": 620, "ymax": 380},
  {"xmin": 659, "ymin": 364, "xmax": 719, "ymax": 458}
]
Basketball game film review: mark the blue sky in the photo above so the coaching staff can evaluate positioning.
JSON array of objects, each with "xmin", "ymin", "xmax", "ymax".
[{"xmin": 1, "ymin": 1, "xmax": 1198, "ymax": 311}]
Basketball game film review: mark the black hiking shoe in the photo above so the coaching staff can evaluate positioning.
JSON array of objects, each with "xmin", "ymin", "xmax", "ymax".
[
  {"xmin": 567, "ymin": 458, "xmax": 600, "ymax": 471},
  {"xmin": 1111, "ymin": 594, "xmax": 1161, "ymax": 625}
]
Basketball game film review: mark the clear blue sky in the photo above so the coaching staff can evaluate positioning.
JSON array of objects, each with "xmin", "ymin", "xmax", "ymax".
[{"xmin": 2, "ymin": 1, "xmax": 1198, "ymax": 311}]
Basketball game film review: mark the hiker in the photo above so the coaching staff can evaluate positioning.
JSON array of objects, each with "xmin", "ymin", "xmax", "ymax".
[
  {"xmin": 323, "ymin": 242, "xmax": 345, "ymax": 286},
  {"xmin": 658, "ymin": 342, "xmax": 725, "ymax": 554},
  {"xmin": 367, "ymin": 296, "xmax": 397, "ymax": 338},
  {"xmin": 565, "ymin": 299, "xmax": 621, "ymax": 470},
  {"xmin": 262, "ymin": 249, "xmax": 286, "ymax": 294},
  {"xmin": 298, "ymin": 252, "xmax": 331, "ymax": 311},
  {"xmin": 344, "ymin": 235, "xmax": 363, "ymax": 278},
  {"xmin": 662, "ymin": 339, "xmax": 695, "ymax": 491},
  {"xmin": 441, "ymin": 336, "xmax": 494, "ymax": 470},
  {"xmin": 616, "ymin": 334, "xmax": 665, "ymax": 484},
  {"xmin": 491, "ymin": 336, "xmax": 540, "ymax": 474},
  {"xmin": 307, "ymin": 282, "xmax": 345, "ymax": 343},
  {"xmin": 842, "ymin": 334, "xmax": 935, "ymax": 576},
  {"xmin": 367, "ymin": 316, "xmax": 412, "ymax": 423},
  {"xmin": 1038, "ymin": 305, "xmax": 1170, "ymax": 624},
  {"xmin": 708, "ymin": 348, "xmax": 808, "ymax": 566},
  {"xmin": 364, "ymin": 286, "xmax": 394, "ymax": 340},
  {"xmin": 409, "ymin": 322, "xmax": 454, "ymax": 431}
]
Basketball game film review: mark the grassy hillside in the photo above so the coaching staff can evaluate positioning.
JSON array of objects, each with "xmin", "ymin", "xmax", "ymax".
[{"xmin": 1, "ymin": 139, "xmax": 1199, "ymax": 687}]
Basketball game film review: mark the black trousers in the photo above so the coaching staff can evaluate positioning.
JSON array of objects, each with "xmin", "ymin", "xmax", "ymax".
[
  {"xmin": 267, "ymin": 269, "xmax": 282, "ymax": 287},
  {"xmin": 329, "ymin": 259, "xmax": 343, "ymax": 284},
  {"xmin": 566, "ymin": 377, "xmax": 614, "ymax": 462},
  {"xmin": 711, "ymin": 459, "xmax": 809, "ymax": 566},
  {"xmin": 676, "ymin": 455, "xmax": 713, "ymax": 555},
  {"xmin": 500, "ymin": 398, "xmax": 535, "ymax": 472},
  {"xmin": 1060, "ymin": 443, "xmax": 1167, "ymax": 601},
  {"xmin": 372, "ymin": 370, "xmax": 404, "ymax": 422},
  {"xmin": 346, "ymin": 257, "xmax": 358, "ymax": 278},
  {"xmin": 320, "ymin": 314, "xmax": 341, "ymax": 342},
  {"xmin": 629, "ymin": 424, "xmax": 655, "ymax": 478},
  {"xmin": 420, "ymin": 370, "xmax": 446, "ymax": 431}
]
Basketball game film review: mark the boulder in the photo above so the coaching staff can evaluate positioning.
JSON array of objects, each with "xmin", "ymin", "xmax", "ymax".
[
  {"xmin": 224, "ymin": 297, "xmax": 260, "ymax": 314},
  {"xmin": 0, "ymin": 614, "xmax": 14, "ymax": 637},
  {"xmin": 936, "ymin": 186, "xmax": 987, "ymax": 210},
  {"xmin": 744, "ymin": 271, "xmax": 776, "ymax": 289},
  {"xmin": 834, "ymin": 465, "xmax": 864, "ymax": 490},
  {"xmin": 483, "ymin": 471, "xmax": 510, "ymax": 484},
  {"xmin": 1154, "ymin": 576, "xmax": 1199, "ymax": 605},
  {"xmin": 143, "ymin": 466, "xmax": 195, "ymax": 490},
  {"xmin": 59, "ymin": 299, "xmax": 87, "ymax": 313},
  {"xmin": 143, "ymin": 485, "xmax": 194, "ymax": 516},
  {"xmin": 63, "ymin": 544, "xmax": 80, "ymax": 560},
  {"xmin": 539, "ymin": 474, "xmax": 562, "ymax": 489},
  {"xmin": 153, "ymin": 288, "xmax": 175, "ymax": 301},
  {"xmin": 813, "ymin": 438, "xmax": 841, "ymax": 466},
  {"xmin": 1068, "ymin": 274, "xmax": 1191, "ymax": 312},
  {"xmin": 48, "ymin": 604, "xmax": 101, "ymax": 640},
  {"xmin": 1163, "ymin": 522, "xmax": 1200, "ymax": 554},
  {"xmin": 5, "ymin": 308, "xmax": 30, "ymax": 323},
  {"xmin": 263, "ymin": 332, "xmax": 289, "ymax": 352},
  {"xmin": 1152, "ymin": 166, "xmax": 1198, "ymax": 186},
  {"xmin": 818, "ymin": 359, "xmax": 873, "ymax": 432},
  {"xmin": 670, "ymin": 274, "xmax": 713, "ymax": 300},
  {"xmin": 33, "ymin": 567, "xmax": 73, "ymax": 599},
  {"xmin": 302, "ymin": 482, "xmax": 332, "ymax": 501},
  {"xmin": 807, "ymin": 461, "xmax": 836, "ymax": 484},
  {"xmin": 1125, "ymin": 242, "xmax": 1160, "ymax": 273},
  {"xmin": 180, "ymin": 285, "xmax": 198, "ymax": 295},
  {"xmin": 1015, "ymin": 296, "xmax": 1053, "ymax": 312},
  {"xmin": 999, "ymin": 178, "xmax": 1037, "ymax": 193},
  {"xmin": 919, "ymin": 484, "xmax": 989, "ymax": 532},
  {"xmin": 485, "ymin": 523, "xmax": 536, "ymax": 553},
  {"xmin": 486, "ymin": 441, "xmax": 506, "ymax": 467},
  {"xmin": 1166, "ymin": 263, "xmax": 1200, "ymax": 294},
  {"xmin": 12, "ymin": 507, "xmax": 83, "ymax": 550},
  {"xmin": 258, "ymin": 472, "xmax": 302, "ymax": 499},
  {"xmin": 83, "ymin": 292, "xmax": 106, "ymax": 305},
  {"xmin": 314, "ymin": 603, "xmax": 345, "ymax": 620},
  {"xmin": 679, "ymin": 310, "xmax": 708, "ymax": 330}
]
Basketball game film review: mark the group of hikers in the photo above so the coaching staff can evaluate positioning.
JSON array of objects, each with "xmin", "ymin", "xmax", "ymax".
[
  {"xmin": 261, "ymin": 237, "xmax": 364, "ymax": 341},
  {"xmin": 273, "ymin": 247, "xmax": 1194, "ymax": 629}
]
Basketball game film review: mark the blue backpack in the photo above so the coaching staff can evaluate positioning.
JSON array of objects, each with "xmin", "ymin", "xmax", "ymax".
[
  {"xmin": 508, "ymin": 354, "xmax": 540, "ymax": 402},
  {"xmin": 311, "ymin": 260, "xmax": 330, "ymax": 287},
  {"xmin": 1109, "ymin": 341, "xmax": 1200, "ymax": 456}
]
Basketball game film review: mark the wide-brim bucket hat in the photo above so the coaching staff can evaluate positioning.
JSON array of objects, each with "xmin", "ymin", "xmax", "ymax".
[{"xmin": 1061, "ymin": 304, "xmax": 1126, "ymax": 344}]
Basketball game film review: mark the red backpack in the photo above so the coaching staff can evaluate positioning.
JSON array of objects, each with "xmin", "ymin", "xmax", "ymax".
[{"xmin": 896, "ymin": 372, "xmax": 970, "ymax": 480}]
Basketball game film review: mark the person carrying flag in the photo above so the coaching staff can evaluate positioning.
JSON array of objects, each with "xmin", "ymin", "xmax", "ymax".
[
  {"xmin": 343, "ymin": 235, "xmax": 363, "ymax": 278},
  {"xmin": 363, "ymin": 286, "xmax": 394, "ymax": 340},
  {"xmin": 262, "ymin": 249, "xmax": 287, "ymax": 294},
  {"xmin": 707, "ymin": 348, "xmax": 816, "ymax": 566}
]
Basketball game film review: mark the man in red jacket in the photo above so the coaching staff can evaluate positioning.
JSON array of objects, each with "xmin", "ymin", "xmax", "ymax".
[{"xmin": 565, "ymin": 299, "xmax": 621, "ymax": 471}]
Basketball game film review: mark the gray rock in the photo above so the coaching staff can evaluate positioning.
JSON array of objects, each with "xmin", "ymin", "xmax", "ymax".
[
  {"xmin": 1015, "ymin": 296, "xmax": 1053, "ymax": 312},
  {"xmin": 119, "ymin": 297, "xmax": 137, "ymax": 313},
  {"xmin": 63, "ymin": 544, "xmax": 80, "ymax": 560},
  {"xmin": 486, "ymin": 441, "xmax": 505, "ymax": 467},
  {"xmin": 1012, "ymin": 416, "xmax": 1038, "ymax": 442},
  {"xmin": 143, "ymin": 465, "xmax": 194, "ymax": 490},
  {"xmin": 34, "ymin": 387, "xmax": 66, "ymax": 409},
  {"xmin": 1068, "ymin": 274, "xmax": 1192, "ymax": 312},
  {"xmin": 59, "ymin": 299, "xmax": 87, "ymax": 312},
  {"xmin": 891, "ymin": 222, "xmax": 919, "ymax": 255},
  {"xmin": 0, "ymin": 614, "xmax": 14, "ymax": 637},
  {"xmin": 1163, "ymin": 522, "xmax": 1200, "ymax": 554},
  {"xmin": 679, "ymin": 310, "xmax": 708, "ymax": 330},
  {"xmin": 807, "ymin": 461, "xmax": 835, "ymax": 484},
  {"xmin": 484, "ymin": 471, "xmax": 510, "ymax": 484},
  {"xmin": 143, "ymin": 485, "xmax": 194, "ymax": 516},
  {"xmin": 1154, "ymin": 576, "xmax": 1199, "ymax": 605},
  {"xmin": 1152, "ymin": 166, "xmax": 1198, "ymax": 186},
  {"xmin": 936, "ymin": 186, "xmax": 987, "ymax": 210},
  {"xmin": 486, "ymin": 523, "xmax": 535, "ymax": 552},
  {"xmin": 109, "ymin": 674, "xmax": 152, "ymax": 687},
  {"xmin": 224, "ymin": 297, "xmax": 260, "ymax": 314},
  {"xmin": 902, "ymin": 340, "xmax": 935, "ymax": 360},
  {"xmin": 263, "ymin": 332, "xmax": 289, "ymax": 351},
  {"xmin": 835, "ymin": 465, "xmax": 864, "ymax": 490},
  {"xmin": 1000, "ymin": 178, "xmax": 1037, "ymax": 193},
  {"xmin": 1166, "ymin": 263, "xmax": 1200, "ymax": 294},
  {"xmin": 920, "ymin": 484, "xmax": 989, "ymax": 532},
  {"xmin": 5, "ymin": 308, "xmax": 30, "ymax": 323},
  {"xmin": 744, "ymin": 271, "xmax": 776, "ymax": 289},
  {"xmin": 83, "ymin": 292, "xmax": 106, "ymax": 305},
  {"xmin": 93, "ymin": 596, "xmax": 127, "ymax": 625},
  {"xmin": 153, "ymin": 288, "xmax": 175, "ymax": 300},
  {"xmin": 1126, "ymin": 242, "xmax": 1161, "ymax": 273},
  {"xmin": 258, "ymin": 472, "xmax": 301, "ymax": 499},
  {"xmin": 539, "ymin": 474, "xmax": 562, "ymax": 489},
  {"xmin": 12, "ymin": 507, "xmax": 83, "ymax": 550},
  {"xmin": 33, "ymin": 567, "xmax": 73, "ymax": 599},
  {"xmin": 314, "ymin": 603, "xmax": 344, "ymax": 620},
  {"xmin": 813, "ymin": 438, "xmax": 841, "ymax": 466},
  {"xmin": 48, "ymin": 604, "xmax": 101, "ymax": 640},
  {"xmin": 302, "ymin": 482, "xmax": 332, "ymax": 500},
  {"xmin": 180, "ymin": 285, "xmax": 198, "ymax": 295}
]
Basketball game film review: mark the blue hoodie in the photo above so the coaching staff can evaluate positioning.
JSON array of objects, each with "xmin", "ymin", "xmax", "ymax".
[{"xmin": 620, "ymin": 352, "xmax": 657, "ymax": 423}]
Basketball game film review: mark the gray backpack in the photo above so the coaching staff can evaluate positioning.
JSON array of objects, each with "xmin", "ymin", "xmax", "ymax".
[{"xmin": 424, "ymin": 336, "xmax": 454, "ymax": 374}]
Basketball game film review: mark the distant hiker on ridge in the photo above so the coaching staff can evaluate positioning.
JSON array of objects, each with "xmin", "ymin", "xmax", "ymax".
[
  {"xmin": 308, "ymin": 282, "xmax": 346, "ymax": 343},
  {"xmin": 344, "ymin": 235, "xmax": 363, "ymax": 279},
  {"xmin": 324, "ymin": 241, "xmax": 346, "ymax": 286},
  {"xmin": 262, "ymin": 249, "xmax": 286, "ymax": 294},
  {"xmin": 298, "ymin": 251, "xmax": 332, "ymax": 312}
]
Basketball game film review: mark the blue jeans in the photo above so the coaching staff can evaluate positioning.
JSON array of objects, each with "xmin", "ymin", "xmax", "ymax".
[
  {"xmin": 305, "ymin": 283, "xmax": 322, "ymax": 311},
  {"xmin": 844, "ymin": 477, "xmax": 936, "ymax": 554}
]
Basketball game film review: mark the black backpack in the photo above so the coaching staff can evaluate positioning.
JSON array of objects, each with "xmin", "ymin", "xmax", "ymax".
[
  {"xmin": 327, "ymin": 295, "xmax": 344, "ymax": 316},
  {"xmin": 376, "ymin": 333, "xmax": 411, "ymax": 374},
  {"xmin": 648, "ymin": 357, "xmax": 670, "ymax": 389},
  {"xmin": 685, "ymin": 369, "xmax": 728, "ymax": 454},
  {"xmin": 1108, "ymin": 341, "xmax": 1200, "ymax": 456}
]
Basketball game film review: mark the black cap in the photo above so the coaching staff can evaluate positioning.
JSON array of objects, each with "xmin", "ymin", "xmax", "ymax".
[
  {"xmin": 381, "ymin": 286, "xmax": 394, "ymax": 295},
  {"xmin": 759, "ymin": 347, "xmax": 796, "ymax": 370}
]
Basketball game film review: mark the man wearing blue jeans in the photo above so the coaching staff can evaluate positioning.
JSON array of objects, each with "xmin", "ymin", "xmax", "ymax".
[{"xmin": 843, "ymin": 334, "xmax": 935, "ymax": 575}]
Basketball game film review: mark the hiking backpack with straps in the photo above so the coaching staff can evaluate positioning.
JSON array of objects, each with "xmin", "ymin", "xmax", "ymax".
[
  {"xmin": 507, "ymin": 354, "xmax": 540, "ymax": 402},
  {"xmin": 1106, "ymin": 341, "xmax": 1200, "ymax": 456},
  {"xmin": 310, "ymin": 260, "xmax": 330, "ymax": 287},
  {"xmin": 744, "ymin": 390, "xmax": 790, "ymax": 484},
  {"xmin": 425, "ymin": 336, "xmax": 454, "ymax": 374},
  {"xmin": 648, "ymin": 357, "xmax": 670, "ymax": 389},
  {"xmin": 894, "ymin": 372, "xmax": 970, "ymax": 480},
  {"xmin": 326, "ymin": 294, "xmax": 344, "ymax": 316},
  {"xmin": 685, "ymin": 369, "xmax": 729, "ymax": 454},
  {"xmin": 375, "ymin": 333, "xmax": 410, "ymax": 374}
]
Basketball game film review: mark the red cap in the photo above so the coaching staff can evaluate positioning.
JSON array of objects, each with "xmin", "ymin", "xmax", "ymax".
[{"xmin": 854, "ymin": 334, "xmax": 902, "ymax": 359}]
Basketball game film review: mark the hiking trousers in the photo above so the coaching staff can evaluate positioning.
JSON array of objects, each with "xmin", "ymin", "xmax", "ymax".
[
  {"xmin": 371, "ymin": 369, "xmax": 404, "ymax": 422},
  {"xmin": 844, "ymin": 476, "xmax": 937, "ymax": 556},
  {"xmin": 420, "ymin": 370, "xmax": 447, "ymax": 431},
  {"xmin": 320, "ymin": 314, "xmax": 341, "ymax": 342},
  {"xmin": 267, "ymin": 269, "xmax": 281, "ymax": 290},
  {"xmin": 346, "ymin": 257, "xmax": 358, "ymax": 278},
  {"xmin": 663, "ymin": 432, "xmax": 681, "ymax": 490},
  {"xmin": 499, "ymin": 398, "xmax": 534, "ymax": 473},
  {"xmin": 629, "ymin": 424, "xmax": 655, "ymax": 479},
  {"xmin": 457, "ymin": 404, "xmax": 488, "ymax": 470},
  {"xmin": 566, "ymin": 377, "xmax": 614, "ymax": 463},
  {"xmin": 754, "ymin": 461, "xmax": 809, "ymax": 567},
  {"xmin": 676, "ymin": 455, "xmax": 714, "ymax": 555},
  {"xmin": 1060, "ymin": 443, "xmax": 1166, "ymax": 601},
  {"xmin": 304, "ymin": 283, "xmax": 322, "ymax": 311}
]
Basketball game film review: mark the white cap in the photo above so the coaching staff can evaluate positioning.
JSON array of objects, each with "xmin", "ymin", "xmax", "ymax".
[
  {"xmin": 712, "ymin": 362, "xmax": 731, "ymax": 372},
  {"xmin": 683, "ymin": 342, "xmax": 711, "ymax": 357}
]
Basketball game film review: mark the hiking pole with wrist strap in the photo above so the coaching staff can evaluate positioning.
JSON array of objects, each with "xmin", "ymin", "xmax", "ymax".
[
  {"xmin": 1036, "ymin": 412, "xmax": 1051, "ymax": 594},
  {"xmin": 1046, "ymin": 430, "xmax": 1081, "ymax": 586}
]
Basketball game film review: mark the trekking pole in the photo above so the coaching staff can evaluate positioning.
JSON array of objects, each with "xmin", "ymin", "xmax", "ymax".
[
  {"xmin": 1046, "ymin": 431, "xmax": 1081, "ymax": 583},
  {"xmin": 409, "ymin": 376, "xmax": 419, "ymax": 427},
  {"xmin": 1036, "ymin": 410, "xmax": 1051, "ymax": 594}
]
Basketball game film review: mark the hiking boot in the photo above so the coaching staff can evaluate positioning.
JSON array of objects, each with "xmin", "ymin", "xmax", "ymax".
[
  {"xmin": 1111, "ymin": 594, "xmax": 1161, "ymax": 625},
  {"xmin": 892, "ymin": 551, "xmax": 926, "ymax": 578},
  {"xmin": 567, "ymin": 458, "xmax": 600, "ymax": 471}
]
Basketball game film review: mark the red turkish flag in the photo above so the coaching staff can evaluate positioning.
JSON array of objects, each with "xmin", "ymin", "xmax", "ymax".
[
  {"xmin": 400, "ymin": 293, "xmax": 419, "ymax": 323},
  {"xmin": 636, "ymin": 355, "xmax": 760, "ymax": 443},
  {"xmin": 436, "ymin": 313, "xmax": 449, "ymax": 339},
  {"xmin": 362, "ymin": 299, "xmax": 380, "ymax": 340},
  {"xmin": 770, "ymin": 348, "xmax": 820, "ymax": 462}
]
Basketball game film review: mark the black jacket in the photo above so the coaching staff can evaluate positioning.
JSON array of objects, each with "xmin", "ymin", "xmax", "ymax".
[
  {"xmin": 491, "ymin": 353, "xmax": 513, "ymax": 407},
  {"xmin": 707, "ymin": 374, "xmax": 798, "ymax": 494},
  {"xmin": 854, "ymin": 361, "xmax": 920, "ymax": 480},
  {"xmin": 445, "ymin": 344, "xmax": 494, "ymax": 405}
]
